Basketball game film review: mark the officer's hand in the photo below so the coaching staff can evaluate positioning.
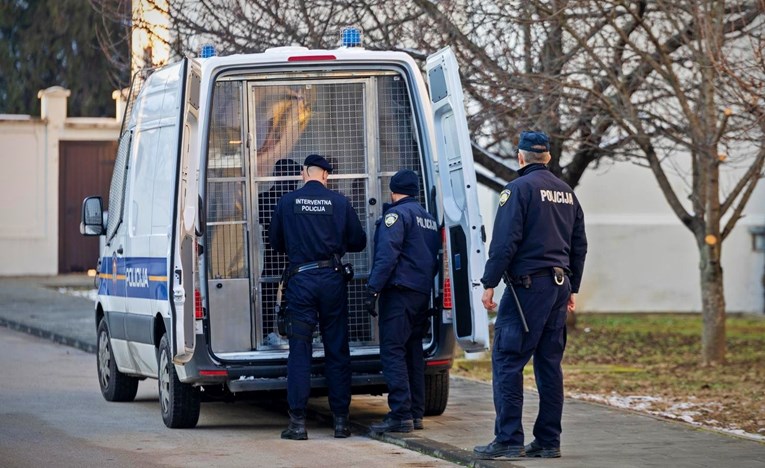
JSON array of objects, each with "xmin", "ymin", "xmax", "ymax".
[
  {"xmin": 364, "ymin": 289, "xmax": 379, "ymax": 317},
  {"xmin": 433, "ymin": 295, "xmax": 443, "ymax": 311},
  {"xmin": 567, "ymin": 293, "xmax": 576, "ymax": 314},
  {"xmin": 482, "ymin": 288, "xmax": 496, "ymax": 311}
]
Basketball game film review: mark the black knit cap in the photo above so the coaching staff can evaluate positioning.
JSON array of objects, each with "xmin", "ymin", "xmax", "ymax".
[{"xmin": 389, "ymin": 169, "xmax": 419, "ymax": 196}]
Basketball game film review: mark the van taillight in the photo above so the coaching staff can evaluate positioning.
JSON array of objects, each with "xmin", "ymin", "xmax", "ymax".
[
  {"xmin": 441, "ymin": 228, "xmax": 453, "ymax": 310},
  {"xmin": 426, "ymin": 359, "xmax": 452, "ymax": 367},
  {"xmin": 194, "ymin": 289, "xmax": 204, "ymax": 319}
]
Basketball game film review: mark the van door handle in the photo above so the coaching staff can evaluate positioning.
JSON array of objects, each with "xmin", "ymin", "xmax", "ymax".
[{"xmin": 117, "ymin": 246, "xmax": 124, "ymax": 255}]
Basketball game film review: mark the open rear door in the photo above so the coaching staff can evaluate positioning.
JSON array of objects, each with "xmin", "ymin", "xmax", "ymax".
[
  {"xmin": 167, "ymin": 58, "xmax": 202, "ymax": 363},
  {"xmin": 425, "ymin": 47, "xmax": 489, "ymax": 352}
]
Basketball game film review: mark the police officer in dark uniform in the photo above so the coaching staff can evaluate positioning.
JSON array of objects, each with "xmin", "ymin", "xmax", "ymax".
[
  {"xmin": 269, "ymin": 154, "xmax": 367, "ymax": 440},
  {"xmin": 364, "ymin": 170, "xmax": 441, "ymax": 433},
  {"xmin": 474, "ymin": 132, "xmax": 587, "ymax": 459}
]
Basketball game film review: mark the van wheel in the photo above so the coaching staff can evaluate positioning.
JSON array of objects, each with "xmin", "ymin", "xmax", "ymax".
[
  {"xmin": 424, "ymin": 371, "xmax": 449, "ymax": 416},
  {"xmin": 158, "ymin": 334, "xmax": 200, "ymax": 428},
  {"xmin": 97, "ymin": 318, "xmax": 139, "ymax": 402}
]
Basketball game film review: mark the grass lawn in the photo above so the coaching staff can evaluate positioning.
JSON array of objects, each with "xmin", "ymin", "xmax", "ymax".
[{"xmin": 453, "ymin": 313, "xmax": 765, "ymax": 436}]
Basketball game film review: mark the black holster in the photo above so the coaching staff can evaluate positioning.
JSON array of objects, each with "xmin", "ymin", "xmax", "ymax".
[
  {"xmin": 333, "ymin": 253, "xmax": 354, "ymax": 282},
  {"xmin": 276, "ymin": 266, "xmax": 290, "ymax": 336}
]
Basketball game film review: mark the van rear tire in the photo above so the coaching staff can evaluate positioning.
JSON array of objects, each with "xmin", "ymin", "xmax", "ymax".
[
  {"xmin": 423, "ymin": 371, "xmax": 449, "ymax": 416},
  {"xmin": 97, "ymin": 318, "xmax": 139, "ymax": 402},
  {"xmin": 158, "ymin": 334, "xmax": 200, "ymax": 428}
]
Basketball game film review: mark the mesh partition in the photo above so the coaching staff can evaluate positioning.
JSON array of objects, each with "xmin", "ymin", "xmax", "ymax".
[
  {"xmin": 121, "ymin": 70, "xmax": 148, "ymax": 134},
  {"xmin": 377, "ymin": 76, "xmax": 422, "ymax": 173},
  {"xmin": 106, "ymin": 63, "xmax": 149, "ymax": 242},
  {"xmin": 204, "ymin": 73, "xmax": 428, "ymax": 351},
  {"xmin": 105, "ymin": 130, "xmax": 131, "ymax": 241},
  {"xmin": 207, "ymin": 81, "xmax": 248, "ymax": 279},
  {"xmin": 252, "ymin": 81, "xmax": 374, "ymax": 348}
]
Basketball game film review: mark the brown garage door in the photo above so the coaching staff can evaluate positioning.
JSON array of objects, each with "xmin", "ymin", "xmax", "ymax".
[{"xmin": 59, "ymin": 140, "xmax": 117, "ymax": 273}]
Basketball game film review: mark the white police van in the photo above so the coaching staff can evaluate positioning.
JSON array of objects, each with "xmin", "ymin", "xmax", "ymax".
[{"xmin": 81, "ymin": 34, "xmax": 488, "ymax": 428}]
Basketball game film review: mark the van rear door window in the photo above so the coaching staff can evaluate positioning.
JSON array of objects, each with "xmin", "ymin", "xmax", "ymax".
[{"xmin": 207, "ymin": 81, "xmax": 248, "ymax": 280}]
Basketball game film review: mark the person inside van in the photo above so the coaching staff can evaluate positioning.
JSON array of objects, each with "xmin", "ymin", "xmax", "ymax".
[{"xmin": 258, "ymin": 158, "xmax": 301, "ymax": 343}]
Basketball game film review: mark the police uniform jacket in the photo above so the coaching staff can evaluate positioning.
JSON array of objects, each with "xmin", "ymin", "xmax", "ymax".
[
  {"xmin": 367, "ymin": 197, "xmax": 441, "ymax": 295},
  {"xmin": 269, "ymin": 180, "xmax": 366, "ymax": 264},
  {"xmin": 481, "ymin": 163, "xmax": 587, "ymax": 293}
]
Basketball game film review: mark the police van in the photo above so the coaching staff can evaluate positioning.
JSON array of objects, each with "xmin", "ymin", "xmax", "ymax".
[{"xmin": 80, "ymin": 33, "xmax": 489, "ymax": 428}]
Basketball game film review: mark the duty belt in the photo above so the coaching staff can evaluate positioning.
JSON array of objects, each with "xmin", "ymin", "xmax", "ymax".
[
  {"xmin": 289, "ymin": 259, "xmax": 336, "ymax": 276},
  {"xmin": 508, "ymin": 267, "xmax": 568, "ymax": 288}
]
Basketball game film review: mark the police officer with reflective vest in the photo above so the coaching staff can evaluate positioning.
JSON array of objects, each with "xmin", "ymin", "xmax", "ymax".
[
  {"xmin": 269, "ymin": 154, "xmax": 367, "ymax": 440},
  {"xmin": 364, "ymin": 169, "xmax": 441, "ymax": 433},
  {"xmin": 474, "ymin": 132, "xmax": 587, "ymax": 459}
]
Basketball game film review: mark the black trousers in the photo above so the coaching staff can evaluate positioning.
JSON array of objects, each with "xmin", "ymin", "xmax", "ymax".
[
  {"xmin": 285, "ymin": 269, "xmax": 351, "ymax": 416},
  {"xmin": 492, "ymin": 275, "xmax": 570, "ymax": 447},
  {"xmin": 378, "ymin": 288, "xmax": 430, "ymax": 420}
]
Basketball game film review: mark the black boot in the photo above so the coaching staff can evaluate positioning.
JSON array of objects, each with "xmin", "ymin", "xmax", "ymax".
[
  {"xmin": 473, "ymin": 440, "xmax": 525, "ymax": 459},
  {"xmin": 333, "ymin": 414, "xmax": 351, "ymax": 438},
  {"xmin": 369, "ymin": 417, "xmax": 414, "ymax": 433},
  {"xmin": 281, "ymin": 410, "xmax": 308, "ymax": 440},
  {"xmin": 525, "ymin": 439, "xmax": 561, "ymax": 458}
]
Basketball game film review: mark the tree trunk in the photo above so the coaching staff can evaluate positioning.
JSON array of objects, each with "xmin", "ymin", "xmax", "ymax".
[
  {"xmin": 699, "ymin": 241, "xmax": 726, "ymax": 365},
  {"xmin": 697, "ymin": 0, "xmax": 727, "ymax": 367}
]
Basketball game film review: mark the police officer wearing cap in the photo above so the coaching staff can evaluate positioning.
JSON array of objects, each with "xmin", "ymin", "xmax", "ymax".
[
  {"xmin": 269, "ymin": 154, "xmax": 367, "ymax": 440},
  {"xmin": 364, "ymin": 169, "xmax": 441, "ymax": 433},
  {"xmin": 474, "ymin": 131, "xmax": 587, "ymax": 460}
]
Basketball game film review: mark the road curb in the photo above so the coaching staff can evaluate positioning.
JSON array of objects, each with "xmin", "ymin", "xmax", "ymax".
[
  {"xmin": 366, "ymin": 431, "xmax": 521, "ymax": 468},
  {"xmin": 0, "ymin": 318, "xmax": 96, "ymax": 354},
  {"xmin": 308, "ymin": 408, "xmax": 520, "ymax": 468}
]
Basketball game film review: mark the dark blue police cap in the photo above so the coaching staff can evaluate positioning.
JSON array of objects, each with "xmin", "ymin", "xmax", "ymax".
[
  {"xmin": 303, "ymin": 154, "xmax": 333, "ymax": 173},
  {"xmin": 389, "ymin": 169, "xmax": 419, "ymax": 197},
  {"xmin": 518, "ymin": 131, "xmax": 550, "ymax": 153}
]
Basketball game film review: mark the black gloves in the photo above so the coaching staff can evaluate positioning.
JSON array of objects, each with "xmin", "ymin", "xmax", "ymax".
[{"xmin": 363, "ymin": 288, "xmax": 379, "ymax": 317}]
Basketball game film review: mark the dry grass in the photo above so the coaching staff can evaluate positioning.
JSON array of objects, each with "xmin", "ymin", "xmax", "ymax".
[{"xmin": 453, "ymin": 313, "xmax": 765, "ymax": 435}]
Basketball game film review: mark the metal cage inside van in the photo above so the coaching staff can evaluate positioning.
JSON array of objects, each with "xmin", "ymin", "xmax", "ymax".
[{"xmin": 81, "ymin": 44, "xmax": 489, "ymax": 429}]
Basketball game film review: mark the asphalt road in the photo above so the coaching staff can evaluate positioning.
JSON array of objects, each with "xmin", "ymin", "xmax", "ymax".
[{"xmin": 0, "ymin": 326, "xmax": 454, "ymax": 468}]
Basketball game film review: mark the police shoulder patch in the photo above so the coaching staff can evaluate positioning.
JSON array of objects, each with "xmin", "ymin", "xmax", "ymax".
[
  {"xmin": 384, "ymin": 213, "xmax": 399, "ymax": 227},
  {"xmin": 499, "ymin": 189, "xmax": 511, "ymax": 206}
]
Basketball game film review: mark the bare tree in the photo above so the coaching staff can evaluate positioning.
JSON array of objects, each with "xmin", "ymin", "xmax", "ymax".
[
  {"xmin": 131, "ymin": 0, "xmax": 764, "ymax": 364},
  {"xmin": 555, "ymin": 0, "xmax": 765, "ymax": 364}
]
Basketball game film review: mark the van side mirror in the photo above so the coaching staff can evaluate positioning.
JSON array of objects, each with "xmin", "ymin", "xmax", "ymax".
[{"xmin": 80, "ymin": 196, "xmax": 105, "ymax": 236}]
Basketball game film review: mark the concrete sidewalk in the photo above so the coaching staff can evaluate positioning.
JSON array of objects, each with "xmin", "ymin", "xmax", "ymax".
[{"xmin": 1, "ymin": 275, "xmax": 764, "ymax": 467}]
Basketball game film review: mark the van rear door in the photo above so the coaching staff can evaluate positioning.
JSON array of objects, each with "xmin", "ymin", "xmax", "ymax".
[
  {"xmin": 168, "ymin": 58, "xmax": 202, "ymax": 363},
  {"xmin": 425, "ymin": 47, "xmax": 490, "ymax": 352}
]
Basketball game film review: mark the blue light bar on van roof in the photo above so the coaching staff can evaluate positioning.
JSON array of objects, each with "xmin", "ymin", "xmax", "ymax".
[
  {"xmin": 200, "ymin": 44, "xmax": 216, "ymax": 58},
  {"xmin": 341, "ymin": 27, "xmax": 362, "ymax": 47}
]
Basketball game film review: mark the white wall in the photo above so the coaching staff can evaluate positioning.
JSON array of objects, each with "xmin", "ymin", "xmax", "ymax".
[
  {"xmin": 574, "ymin": 161, "xmax": 765, "ymax": 313},
  {"xmin": 477, "ymin": 159, "xmax": 765, "ymax": 314},
  {"xmin": 0, "ymin": 87, "xmax": 120, "ymax": 275},
  {"xmin": 0, "ymin": 119, "xmax": 51, "ymax": 274}
]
